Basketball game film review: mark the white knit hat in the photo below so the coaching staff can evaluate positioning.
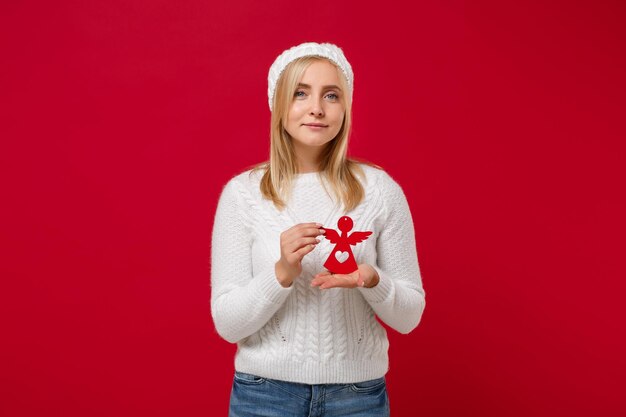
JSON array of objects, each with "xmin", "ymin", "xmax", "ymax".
[{"xmin": 267, "ymin": 42, "xmax": 354, "ymax": 111}]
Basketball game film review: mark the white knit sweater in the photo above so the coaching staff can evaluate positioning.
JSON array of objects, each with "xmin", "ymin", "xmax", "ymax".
[{"xmin": 210, "ymin": 164, "xmax": 425, "ymax": 384}]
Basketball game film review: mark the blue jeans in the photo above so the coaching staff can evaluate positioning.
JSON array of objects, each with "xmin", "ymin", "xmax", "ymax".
[{"xmin": 228, "ymin": 371, "xmax": 390, "ymax": 417}]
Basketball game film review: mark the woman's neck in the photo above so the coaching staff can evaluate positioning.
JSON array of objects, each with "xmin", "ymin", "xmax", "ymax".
[
  {"xmin": 294, "ymin": 146, "xmax": 323, "ymax": 173},
  {"xmin": 297, "ymin": 163, "xmax": 320, "ymax": 173}
]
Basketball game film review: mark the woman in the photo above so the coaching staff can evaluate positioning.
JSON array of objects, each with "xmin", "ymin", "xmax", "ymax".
[{"xmin": 211, "ymin": 42, "xmax": 426, "ymax": 416}]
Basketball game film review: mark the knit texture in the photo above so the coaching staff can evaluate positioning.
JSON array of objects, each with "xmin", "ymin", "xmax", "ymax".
[{"xmin": 210, "ymin": 164, "xmax": 425, "ymax": 384}]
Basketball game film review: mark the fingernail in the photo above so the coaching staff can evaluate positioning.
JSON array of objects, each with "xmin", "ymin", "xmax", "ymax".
[{"xmin": 315, "ymin": 223, "xmax": 323, "ymax": 227}]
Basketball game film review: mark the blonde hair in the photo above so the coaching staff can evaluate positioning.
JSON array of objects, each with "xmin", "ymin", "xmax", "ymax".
[{"xmin": 254, "ymin": 56, "xmax": 377, "ymax": 212}]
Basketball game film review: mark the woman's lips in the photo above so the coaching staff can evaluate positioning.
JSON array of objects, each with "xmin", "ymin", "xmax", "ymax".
[{"xmin": 303, "ymin": 123, "xmax": 328, "ymax": 130}]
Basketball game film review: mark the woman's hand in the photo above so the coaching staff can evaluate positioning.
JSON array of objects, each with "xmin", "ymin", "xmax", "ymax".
[
  {"xmin": 275, "ymin": 222, "xmax": 325, "ymax": 288},
  {"xmin": 311, "ymin": 264, "xmax": 380, "ymax": 289}
]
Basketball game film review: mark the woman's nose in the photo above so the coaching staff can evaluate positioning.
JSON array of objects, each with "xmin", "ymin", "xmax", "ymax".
[{"xmin": 309, "ymin": 98, "xmax": 324, "ymax": 117}]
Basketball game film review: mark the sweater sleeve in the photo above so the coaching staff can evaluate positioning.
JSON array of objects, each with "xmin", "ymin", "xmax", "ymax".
[
  {"xmin": 357, "ymin": 173, "xmax": 426, "ymax": 334},
  {"xmin": 210, "ymin": 178, "xmax": 293, "ymax": 343}
]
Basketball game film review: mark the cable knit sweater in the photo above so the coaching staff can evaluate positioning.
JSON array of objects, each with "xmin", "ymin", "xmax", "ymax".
[{"xmin": 210, "ymin": 163, "xmax": 425, "ymax": 384}]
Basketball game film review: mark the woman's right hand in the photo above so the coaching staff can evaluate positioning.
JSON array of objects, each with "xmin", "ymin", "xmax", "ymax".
[{"xmin": 275, "ymin": 222, "xmax": 325, "ymax": 287}]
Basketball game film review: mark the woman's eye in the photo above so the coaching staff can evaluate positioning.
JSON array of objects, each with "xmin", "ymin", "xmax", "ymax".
[
  {"xmin": 325, "ymin": 93, "xmax": 338, "ymax": 100},
  {"xmin": 294, "ymin": 91, "xmax": 306, "ymax": 98}
]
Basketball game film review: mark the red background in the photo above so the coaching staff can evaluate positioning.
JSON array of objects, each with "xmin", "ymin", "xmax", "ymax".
[{"xmin": 1, "ymin": 1, "xmax": 625, "ymax": 416}]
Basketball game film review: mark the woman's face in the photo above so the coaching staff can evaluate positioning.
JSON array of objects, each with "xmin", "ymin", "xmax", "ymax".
[{"xmin": 283, "ymin": 60, "xmax": 346, "ymax": 155}]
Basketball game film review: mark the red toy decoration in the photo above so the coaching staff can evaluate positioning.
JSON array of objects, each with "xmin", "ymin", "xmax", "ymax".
[{"xmin": 321, "ymin": 216, "xmax": 372, "ymax": 274}]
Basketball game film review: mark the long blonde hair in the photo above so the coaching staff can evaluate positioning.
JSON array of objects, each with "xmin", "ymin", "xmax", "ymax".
[{"xmin": 254, "ymin": 56, "xmax": 375, "ymax": 211}]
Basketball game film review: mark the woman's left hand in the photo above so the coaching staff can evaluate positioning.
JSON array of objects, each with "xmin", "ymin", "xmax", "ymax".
[{"xmin": 311, "ymin": 264, "xmax": 379, "ymax": 289}]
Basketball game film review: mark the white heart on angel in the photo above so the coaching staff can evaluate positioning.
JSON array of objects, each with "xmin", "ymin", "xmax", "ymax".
[{"xmin": 335, "ymin": 251, "xmax": 349, "ymax": 263}]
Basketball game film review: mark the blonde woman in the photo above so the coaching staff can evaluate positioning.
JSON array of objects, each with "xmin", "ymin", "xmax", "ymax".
[{"xmin": 211, "ymin": 42, "xmax": 426, "ymax": 417}]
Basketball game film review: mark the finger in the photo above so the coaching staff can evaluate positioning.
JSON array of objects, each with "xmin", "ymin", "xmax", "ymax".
[
  {"xmin": 282, "ymin": 225, "xmax": 324, "ymax": 243},
  {"xmin": 319, "ymin": 273, "xmax": 359, "ymax": 289},
  {"xmin": 293, "ymin": 236, "xmax": 321, "ymax": 248},
  {"xmin": 284, "ymin": 237, "xmax": 320, "ymax": 254},
  {"xmin": 290, "ymin": 243, "xmax": 316, "ymax": 262},
  {"xmin": 320, "ymin": 269, "xmax": 364, "ymax": 289},
  {"xmin": 291, "ymin": 223, "xmax": 322, "ymax": 231},
  {"xmin": 296, "ymin": 222, "xmax": 323, "ymax": 229},
  {"xmin": 297, "ymin": 226, "xmax": 326, "ymax": 238},
  {"xmin": 318, "ymin": 275, "xmax": 347, "ymax": 289},
  {"xmin": 311, "ymin": 275, "xmax": 332, "ymax": 287},
  {"xmin": 313, "ymin": 270, "xmax": 332, "ymax": 279},
  {"xmin": 311, "ymin": 271, "xmax": 332, "ymax": 286},
  {"xmin": 356, "ymin": 271, "xmax": 365, "ymax": 287}
]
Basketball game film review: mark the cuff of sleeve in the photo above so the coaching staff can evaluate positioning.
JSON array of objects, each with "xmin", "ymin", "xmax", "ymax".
[
  {"xmin": 254, "ymin": 265, "xmax": 293, "ymax": 305},
  {"xmin": 358, "ymin": 265, "xmax": 394, "ymax": 304}
]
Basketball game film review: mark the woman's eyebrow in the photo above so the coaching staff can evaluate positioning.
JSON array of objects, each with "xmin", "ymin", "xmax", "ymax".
[{"xmin": 297, "ymin": 83, "xmax": 342, "ymax": 91}]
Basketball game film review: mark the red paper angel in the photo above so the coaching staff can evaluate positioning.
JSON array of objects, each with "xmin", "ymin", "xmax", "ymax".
[{"xmin": 321, "ymin": 216, "xmax": 372, "ymax": 274}]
